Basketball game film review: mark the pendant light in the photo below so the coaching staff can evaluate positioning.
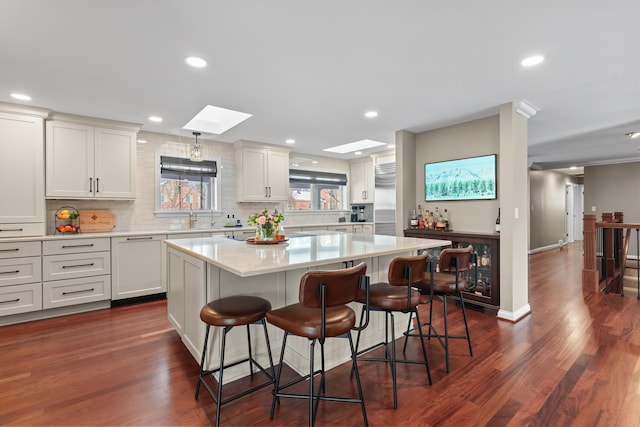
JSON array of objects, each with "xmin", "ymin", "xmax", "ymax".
[{"xmin": 190, "ymin": 131, "xmax": 204, "ymax": 162}]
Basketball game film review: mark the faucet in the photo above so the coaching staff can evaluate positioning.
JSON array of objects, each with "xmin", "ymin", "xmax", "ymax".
[
  {"xmin": 189, "ymin": 205, "xmax": 198, "ymax": 229},
  {"xmin": 209, "ymin": 212, "xmax": 216, "ymax": 228}
]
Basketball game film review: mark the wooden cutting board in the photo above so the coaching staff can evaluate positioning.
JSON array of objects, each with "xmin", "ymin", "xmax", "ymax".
[{"xmin": 79, "ymin": 209, "xmax": 115, "ymax": 233}]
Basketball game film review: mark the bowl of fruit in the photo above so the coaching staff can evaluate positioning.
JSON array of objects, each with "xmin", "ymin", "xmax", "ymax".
[{"xmin": 55, "ymin": 207, "xmax": 80, "ymax": 234}]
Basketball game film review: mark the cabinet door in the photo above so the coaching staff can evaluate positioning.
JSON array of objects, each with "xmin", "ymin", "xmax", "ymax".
[
  {"xmin": 350, "ymin": 159, "xmax": 373, "ymax": 203},
  {"xmin": 111, "ymin": 235, "xmax": 166, "ymax": 300},
  {"xmin": 0, "ymin": 113, "xmax": 44, "ymax": 226},
  {"xmin": 46, "ymin": 121, "xmax": 95, "ymax": 198},
  {"xmin": 266, "ymin": 149, "xmax": 290, "ymax": 201},
  {"xmin": 94, "ymin": 127, "xmax": 137, "ymax": 199},
  {"xmin": 239, "ymin": 147, "xmax": 268, "ymax": 201}
]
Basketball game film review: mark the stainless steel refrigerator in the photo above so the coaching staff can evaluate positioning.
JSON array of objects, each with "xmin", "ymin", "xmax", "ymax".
[{"xmin": 374, "ymin": 162, "xmax": 396, "ymax": 236}]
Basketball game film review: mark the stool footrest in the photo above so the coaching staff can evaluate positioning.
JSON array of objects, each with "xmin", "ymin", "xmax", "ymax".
[{"xmin": 199, "ymin": 356, "xmax": 274, "ymax": 406}]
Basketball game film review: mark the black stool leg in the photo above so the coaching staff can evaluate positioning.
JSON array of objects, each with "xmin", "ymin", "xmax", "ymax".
[
  {"xmin": 413, "ymin": 308, "xmax": 432, "ymax": 384},
  {"xmin": 261, "ymin": 319, "xmax": 276, "ymax": 382},
  {"xmin": 215, "ymin": 326, "xmax": 230, "ymax": 427},
  {"xmin": 459, "ymin": 293, "xmax": 473, "ymax": 356},
  {"xmin": 348, "ymin": 332, "xmax": 368, "ymax": 426},
  {"xmin": 443, "ymin": 296, "xmax": 450, "ymax": 373},
  {"xmin": 246, "ymin": 324, "xmax": 253, "ymax": 377},
  {"xmin": 270, "ymin": 331, "xmax": 288, "ymax": 421},
  {"xmin": 195, "ymin": 324, "xmax": 211, "ymax": 400},
  {"xmin": 388, "ymin": 311, "xmax": 398, "ymax": 409},
  {"xmin": 309, "ymin": 338, "xmax": 316, "ymax": 427},
  {"xmin": 402, "ymin": 311, "xmax": 414, "ymax": 353}
]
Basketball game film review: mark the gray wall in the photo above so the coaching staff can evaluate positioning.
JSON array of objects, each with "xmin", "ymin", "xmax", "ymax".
[
  {"xmin": 529, "ymin": 170, "xmax": 581, "ymax": 250},
  {"xmin": 584, "ymin": 162, "xmax": 640, "ymax": 223},
  {"xmin": 414, "ymin": 116, "xmax": 500, "ymax": 233}
]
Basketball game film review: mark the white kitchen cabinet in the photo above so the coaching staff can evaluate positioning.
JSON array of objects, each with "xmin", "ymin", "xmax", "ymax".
[
  {"xmin": 235, "ymin": 141, "xmax": 290, "ymax": 202},
  {"xmin": 42, "ymin": 237, "xmax": 111, "ymax": 308},
  {"xmin": 46, "ymin": 117, "xmax": 139, "ymax": 199},
  {"xmin": 0, "ymin": 240, "xmax": 42, "ymax": 316},
  {"xmin": 350, "ymin": 158, "xmax": 374, "ymax": 203},
  {"xmin": 111, "ymin": 235, "xmax": 167, "ymax": 300},
  {"xmin": 0, "ymin": 106, "xmax": 48, "ymax": 238},
  {"xmin": 353, "ymin": 224, "xmax": 374, "ymax": 235},
  {"xmin": 327, "ymin": 224, "xmax": 352, "ymax": 233}
]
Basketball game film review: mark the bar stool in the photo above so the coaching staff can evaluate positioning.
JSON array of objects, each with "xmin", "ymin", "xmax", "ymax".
[
  {"xmin": 352, "ymin": 254, "xmax": 432, "ymax": 409},
  {"xmin": 403, "ymin": 246, "xmax": 476, "ymax": 372},
  {"xmin": 266, "ymin": 262, "xmax": 369, "ymax": 427},
  {"xmin": 195, "ymin": 295, "xmax": 275, "ymax": 427}
]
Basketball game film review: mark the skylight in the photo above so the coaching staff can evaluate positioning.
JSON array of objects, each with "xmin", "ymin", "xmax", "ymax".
[
  {"xmin": 183, "ymin": 105, "xmax": 252, "ymax": 135},
  {"xmin": 323, "ymin": 139, "xmax": 386, "ymax": 154}
]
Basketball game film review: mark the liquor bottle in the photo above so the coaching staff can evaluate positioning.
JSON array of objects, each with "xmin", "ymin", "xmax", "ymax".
[
  {"xmin": 444, "ymin": 208, "xmax": 450, "ymax": 230},
  {"xmin": 409, "ymin": 209, "xmax": 418, "ymax": 228},
  {"xmin": 495, "ymin": 208, "xmax": 500, "ymax": 233}
]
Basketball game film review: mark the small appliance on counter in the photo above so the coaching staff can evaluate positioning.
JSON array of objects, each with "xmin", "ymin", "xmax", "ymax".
[
  {"xmin": 358, "ymin": 206, "xmax": 366, "ymax": 222},
  {"xmin": 350, "ymin": 206, "xmax": 358, "ymax": 222}
]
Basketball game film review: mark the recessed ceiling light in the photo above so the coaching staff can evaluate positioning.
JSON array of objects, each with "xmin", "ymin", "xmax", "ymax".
[
  {"xmin": 312, "ymin": 160, "xmax": 318, "ymax": 164},
  {"xmin": 137, "ymin": 139, "xmax": 147, "ymax": 144},
  {"xmin": 149, "ymin": 116, "xmax": 163, "ymax": 122},
  {"xmin": 10, "ymin": 93, "xmax": 31, "ymax": 101},
  {"xmin": 354, "ymin": 151, "xmax": 362, "ymax": 155},
  {"xmin": 570, "ymin": 166, "xmax": 577, "ymax": 170},
  {"xmin": 626, "ymin": 132, "xmax": 640, "ymax": 139},
  {"xmin": 285, "ymin": 139, "xmax": 295, "ymax": 144},
  {"xmin": 183, "ymin": 105, "xmax": 252, "ymax": 134},
  {"xmin": 323, "ymin": 139, "xmax": 386, "ymax": 154},
  {"xmin": 521, "ymin": 54, "xmax": 545, "ymax": 67},
  {"xmin": 364, "ymin": 111, "xmax": 378, "ymax": 118},
  {"xmin": 185, "ymin": 56, "xmax": 207, "ymax": 68},
  {"xmin": 387, "ymin": 144, "xmax": 396, "ymax": 149}
]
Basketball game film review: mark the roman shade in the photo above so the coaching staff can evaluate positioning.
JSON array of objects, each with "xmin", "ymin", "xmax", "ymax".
[
  {"xmin": 289, "ymin": 169, "xmax": 347, "ymax": 186},
  {"xmin": 160, "ymin": 156, "xmax": 217, "ymax": 179}
]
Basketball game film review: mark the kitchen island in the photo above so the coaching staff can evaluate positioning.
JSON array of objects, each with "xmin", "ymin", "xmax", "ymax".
[{"xmin": 165, "ymin": 231, "xmax": 448, "ymax": 382}]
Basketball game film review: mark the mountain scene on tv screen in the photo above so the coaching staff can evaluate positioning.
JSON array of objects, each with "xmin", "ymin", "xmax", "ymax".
[{"xmin": 426, "ymin": 161, "xmax": 495, "ymax": 201}]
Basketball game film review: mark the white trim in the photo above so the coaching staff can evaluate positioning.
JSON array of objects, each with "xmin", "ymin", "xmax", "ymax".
[
  {"xmin": 497, "ymin": 303, "xmax": 531, "ymax": 322},
  {"xmin": 528, "ymin": 242, "xmax": 562, "ymax": 254}
]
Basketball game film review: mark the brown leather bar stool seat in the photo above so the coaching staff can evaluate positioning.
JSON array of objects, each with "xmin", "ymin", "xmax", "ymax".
[
  {"xmin": 403, "ymin": 246, "xmax": 476, "ymax": 373},
  {"xmin": 352, "ymin": 254, "xmax": 431, "ymax": 409},
  {"xmin": 267, "ymin": 262, "xmax": 370, "ymax": 427},
  {"xmin": 195, "ymin": 295, "xmax": 275, "ymax": 427}
]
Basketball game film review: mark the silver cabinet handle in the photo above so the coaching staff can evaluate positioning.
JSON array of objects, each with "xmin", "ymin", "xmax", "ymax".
[
  {"xmin": 0, "ymin": 248, "xmax": 20, "ymax": 252},
  {"xmin": 62, "ymin": 244, "xmax": 94, "ymax": 249},
  {"xmin": 0, "ymin": 298, "xmax": 19, "ymax": 304},
  {"xmin": 126, "ymin": 236, "xmax": 153, "ymax": 241},
  {"xmin": 89, "ymin": 177, "xmax": 93, "ymax": 193},
  {"xmin": 0, "ymin": 228, "xmax": 24, "ymax": 232},
  {"xmin": 0, "ymin": 270, "xmax": 19, "ymax": 275},
  {"xmin": 62, "ymin": 288, "xmax": 94, "ymax": 296},
  {"xmin": 268, "ymin": 187, "xmax": 272, "ymax": 198},
  {"xmin": 265, "ymin": 187, "xmax": 269, "ymax": 198},
  {"xmin": 96, "ymin": 178, "xmax": 100, "ymax": 193},
  {"xmin": 62, "ymin": 263, "xmax": 95, "ymax": 269}
]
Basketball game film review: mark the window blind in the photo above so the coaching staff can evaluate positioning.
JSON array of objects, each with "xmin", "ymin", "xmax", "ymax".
[
  {"xmin": 289, "ymin": 169, "xmax": 348, "ymax": 186},
  {"xmin": 160, "ymin": 156, "xmax": 217, "ymax": 179}
]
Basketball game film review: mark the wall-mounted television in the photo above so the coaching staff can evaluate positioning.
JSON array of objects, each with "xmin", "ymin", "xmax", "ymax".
[{"xmin": 424, "ymin": 154, "xmax": 497, "ymax": 201}]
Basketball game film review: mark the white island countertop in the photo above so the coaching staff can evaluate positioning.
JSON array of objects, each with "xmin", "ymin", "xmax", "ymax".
[{"xmin": 165, "ymin": 231, "xmax": 449, "ymax": 277}]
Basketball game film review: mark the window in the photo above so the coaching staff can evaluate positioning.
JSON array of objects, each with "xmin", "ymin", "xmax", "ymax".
[
  {"xmin": 157, "ymin": 156, "xmax": 220, "ymax": 213},
  {"xmin": 285, "ymin": 169, "xmax": 347, "ymax": 211}
]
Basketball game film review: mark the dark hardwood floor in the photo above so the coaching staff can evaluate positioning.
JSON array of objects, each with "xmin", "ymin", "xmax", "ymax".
[{"xmin": 2, "ymin": 242, "xmax": 640, "ymax": 426}]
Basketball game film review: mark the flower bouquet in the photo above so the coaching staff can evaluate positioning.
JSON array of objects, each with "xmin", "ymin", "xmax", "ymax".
[{"xmin": 247, "ymin": 209, "xmax": 284, "ymax": 241}]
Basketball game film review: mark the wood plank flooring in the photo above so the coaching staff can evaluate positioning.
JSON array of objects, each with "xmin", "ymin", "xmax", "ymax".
[{"xmin": 2, "ymin": 242, "xmax": 640, "ymax": 426}]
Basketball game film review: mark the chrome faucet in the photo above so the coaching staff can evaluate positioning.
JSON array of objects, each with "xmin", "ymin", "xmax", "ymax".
[{"xmin": 189, "ymin": 206, "xmax": 198, "ymax": 229}]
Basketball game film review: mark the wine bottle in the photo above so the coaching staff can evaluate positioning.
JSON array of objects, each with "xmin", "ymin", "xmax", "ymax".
[{"xmin": 495, "ymin": 208, "xmax": 500, "ymax": 233}]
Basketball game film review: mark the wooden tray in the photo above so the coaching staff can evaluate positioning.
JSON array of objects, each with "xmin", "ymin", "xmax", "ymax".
[
  {"xmin": 78, "ymin": 209, "xmax": 115, "ymax": 233},
  {"xmin": 245, "ymin": 238, "xmax": 288, "ymax": 245}
]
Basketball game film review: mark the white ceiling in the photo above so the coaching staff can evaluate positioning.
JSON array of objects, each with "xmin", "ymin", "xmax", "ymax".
[{"xmin": 2, "ymin": 1, "xmax": 639, "ymax": 168}]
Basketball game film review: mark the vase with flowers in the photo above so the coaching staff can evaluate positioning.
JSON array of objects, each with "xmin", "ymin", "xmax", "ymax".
[{"xmin": 248, "ymin": 209, "xmax": 285, "ymax": 241}]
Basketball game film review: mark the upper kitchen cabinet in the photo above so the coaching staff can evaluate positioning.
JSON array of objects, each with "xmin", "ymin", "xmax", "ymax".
[
  {"xmin": 45, "ymin": 114, "xmax": 140, "ymax": 199},
  {"xmin": 350, "ymin": 158, "xmax": 374, "ymax": 203},
  {"xmin": 0, "ymin": 103, "xmax": 49, "ymax": 238},
  {"xmin": 235, "ymin": 140, "xmax": 290, "ymax": 202}
]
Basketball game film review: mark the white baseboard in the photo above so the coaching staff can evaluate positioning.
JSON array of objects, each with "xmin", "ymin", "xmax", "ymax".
[
  {"xmin": 529, "ymin": 242, "xmax": 562, "ymax": 255},
  {"xmin": 497, "ymin": 303, "xmax": 532, "ymax": 322}
]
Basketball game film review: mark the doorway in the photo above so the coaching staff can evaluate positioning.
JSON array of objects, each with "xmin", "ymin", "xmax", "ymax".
[{"xmin": 565, "ymin": 183, "xmax": 584, "ymax": 243}]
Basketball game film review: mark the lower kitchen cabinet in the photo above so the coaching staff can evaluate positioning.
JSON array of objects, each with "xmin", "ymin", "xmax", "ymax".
[
  {"xmin": 0, "ymin": 241, "xmax": 42, "ymax": 316},
  {"xmin": 111, "ymin": 235, "xmax": 166, "ymax": 300},
  {"xmin": 42, "ymin": 237, "xmax": 111, "ymax": 307}
]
